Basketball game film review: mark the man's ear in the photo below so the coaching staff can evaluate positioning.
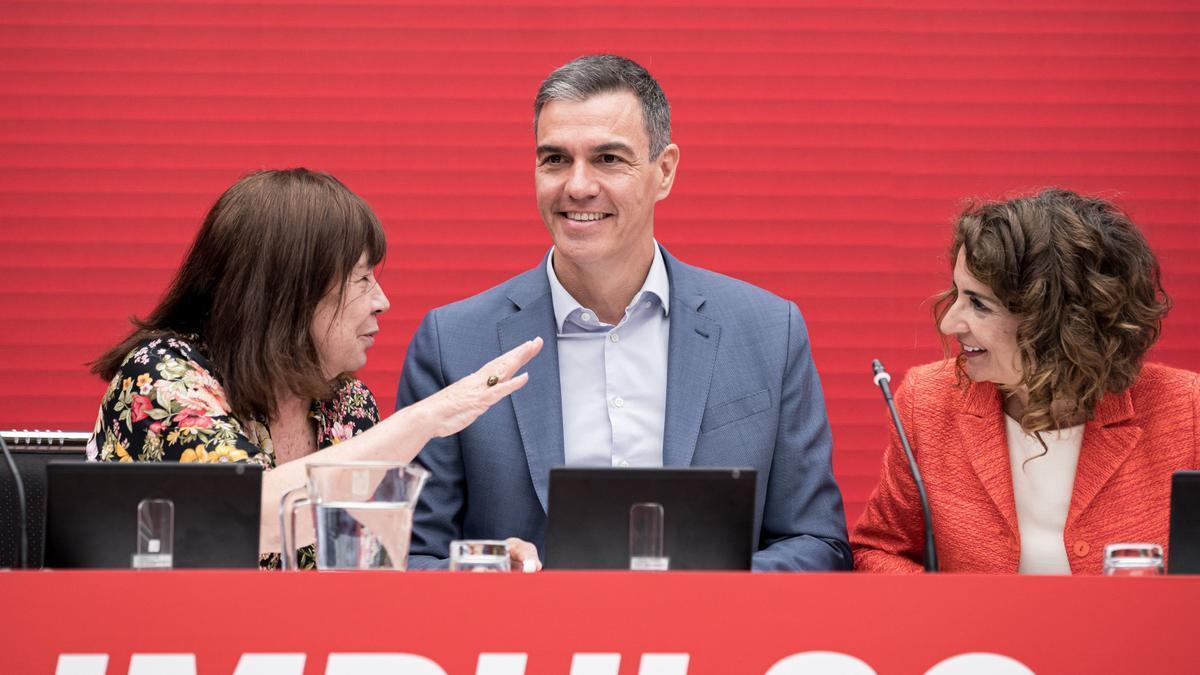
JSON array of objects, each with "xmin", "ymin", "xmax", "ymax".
[{"xmin": 654, "ymin": 144, "xmax": 680, "ymax": 202}]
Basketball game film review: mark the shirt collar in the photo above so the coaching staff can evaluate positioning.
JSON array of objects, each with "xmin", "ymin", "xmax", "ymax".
[{"xmin": 546, "ymin": 241, "xmax": 671, "ymax": 331}]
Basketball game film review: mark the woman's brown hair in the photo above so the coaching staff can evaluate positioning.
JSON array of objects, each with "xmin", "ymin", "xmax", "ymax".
[
  {"xmin": 92, "ymin": 168, "xmax": 386, "ymax": 421},
  {"xmin": 933, "ymin": 188, "xmax": 1171, "ymax": 437}
]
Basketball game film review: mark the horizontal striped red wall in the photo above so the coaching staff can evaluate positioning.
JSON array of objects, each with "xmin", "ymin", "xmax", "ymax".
[{"xmin": 1, "ymin": 0, "xmax": 1197, "ymax": 525}]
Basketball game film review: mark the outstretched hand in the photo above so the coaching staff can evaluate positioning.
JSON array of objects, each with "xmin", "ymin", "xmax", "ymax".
[{"xmin": 418, "ymin": 336, "xmax": 544, "ymax": 439}]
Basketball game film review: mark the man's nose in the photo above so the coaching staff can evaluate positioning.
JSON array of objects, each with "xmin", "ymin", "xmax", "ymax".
[{"xmin": 565, "ymin": 161, "xmax": 600, "ymax": 200}]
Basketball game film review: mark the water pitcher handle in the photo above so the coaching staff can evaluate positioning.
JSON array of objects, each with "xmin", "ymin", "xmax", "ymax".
[{"xmin": 279, "ymin": 486, "xmax": 309, "ymax": 571}]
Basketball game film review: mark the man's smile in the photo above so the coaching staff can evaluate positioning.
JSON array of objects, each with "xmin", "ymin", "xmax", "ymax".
[{"xmin": 561, "ymin": 211, "xmax": 612, "ymax": 222}]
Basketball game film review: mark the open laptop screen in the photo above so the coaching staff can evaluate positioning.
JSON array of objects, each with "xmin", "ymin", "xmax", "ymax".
[
  {"xmin": 545, "ymin": 467, "xmax": 756, "ymax": 570},
  {"xmin": 1169, "ymin": 470, "xmax": 1200, "ymax": 574},
  {"xmin": 44, "ymin": 461, "xmax": 262, "ymax": 569}
]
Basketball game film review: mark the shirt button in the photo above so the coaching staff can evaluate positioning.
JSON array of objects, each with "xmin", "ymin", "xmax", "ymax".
[
  {"xmin": 618, "ymin": 459, "xmax": 629, "ymax": 467},
  {"xmin": 613, "ymin": 396, "xmax": 625, "ymax": 408},
  {"xmin": 1073, "ymin": 540, "xmax": 1090, "ymax": 557},
  {"xmin": 580, "ymin": 312, "xmax": 592, "ymax": 322},
  {"xmin": 610, "ymin": 333, "xmax": 620, "ymax": 343},
  {"xmin": 643, "ymin": 301, "xmax": 652, "ymax": 309}
]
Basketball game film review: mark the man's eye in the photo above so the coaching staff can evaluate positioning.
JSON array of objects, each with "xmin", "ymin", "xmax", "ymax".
[
  {"xmin": 599, "ymin": 154, "xmax": 619, "ymax": 164},
  {"xmin": 544, "ymin": 155, "xmax": 564, "ymax": 165}
]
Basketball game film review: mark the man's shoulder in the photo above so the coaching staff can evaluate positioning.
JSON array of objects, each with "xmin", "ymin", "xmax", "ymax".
[
  {"xmin": 425, "ymin": 264, "xmax": 547, "ymax": 324},
  {"xmin": 666, "ymin": 254, "xmax": 792, "ymax": 317}
]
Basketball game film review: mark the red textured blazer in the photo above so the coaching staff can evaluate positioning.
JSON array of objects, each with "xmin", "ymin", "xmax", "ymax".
[{"xmin": 851, "ymin": 361, "xmax": 1200, "ymax": 574}]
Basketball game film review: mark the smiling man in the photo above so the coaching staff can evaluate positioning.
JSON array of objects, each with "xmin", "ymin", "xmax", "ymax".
[{"xmin": 397, "ymin": 55, "xmax": 851, "ymax": 571}]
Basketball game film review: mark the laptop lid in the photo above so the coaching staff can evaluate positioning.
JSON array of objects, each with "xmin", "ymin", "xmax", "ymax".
[
  {"xmin": 44, "ymin": 461, "xmax": 262, "ymax": 569},
  {"xmin": 1169, "ymin": 470, "xmax": 1200, "ymax": 574},
  {"xmin": 544, "ymin": 467, "xmax": 756, "ymax": 571}
]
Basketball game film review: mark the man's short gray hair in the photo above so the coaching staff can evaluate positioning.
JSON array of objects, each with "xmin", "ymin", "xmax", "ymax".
[{"xmin": 534, "ymin": 54, "xmax": 671, "ymax": 160}]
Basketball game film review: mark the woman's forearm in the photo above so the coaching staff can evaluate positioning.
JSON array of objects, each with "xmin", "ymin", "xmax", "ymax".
[{"xmin": 259, "ymin": 336, "xmax": 541, "ymax": 556}]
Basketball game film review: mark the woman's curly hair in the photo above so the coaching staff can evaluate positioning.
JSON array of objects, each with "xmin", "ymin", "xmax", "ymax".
[{"xmin": 933, "ymin": 188, "xmax": 1171, "ymax": 437}]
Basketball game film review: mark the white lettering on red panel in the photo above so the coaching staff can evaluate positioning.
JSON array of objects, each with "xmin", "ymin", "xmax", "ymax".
[{"xmin": 55, "ymin": 650, "xmax": 1033, "ymax": 674}]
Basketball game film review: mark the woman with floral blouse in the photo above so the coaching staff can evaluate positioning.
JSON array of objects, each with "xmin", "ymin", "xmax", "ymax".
[{"xmin": 88, "ymin": 169, "xmax": 542, "ymax": 568}]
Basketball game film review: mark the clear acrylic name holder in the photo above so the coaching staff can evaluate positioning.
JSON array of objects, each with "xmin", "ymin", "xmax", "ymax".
[
  {"xmin": 629, "ymin": 502, "xmax": 669, "ymax": 571},
  {"xmin": 132, "ymin": 498, "xmax": 174, "ymax": 570}
]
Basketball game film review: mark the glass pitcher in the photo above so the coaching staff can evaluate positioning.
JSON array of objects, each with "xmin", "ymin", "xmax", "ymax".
[{"xmin": 279, "ymin": 462, "xmax": 429, "ymax": 571}]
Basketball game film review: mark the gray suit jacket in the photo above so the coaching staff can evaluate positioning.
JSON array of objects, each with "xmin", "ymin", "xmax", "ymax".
[{"xmin": 396, "ymin": 246, "xmax": 851, "ymax": 570}]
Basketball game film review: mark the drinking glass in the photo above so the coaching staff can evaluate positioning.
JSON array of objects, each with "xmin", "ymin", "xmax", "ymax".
[
  {"xmin": 629, "ymin": 502, "xmax": 669, "ymax": 571},
  {"xmin": 449, "ymin": 540, "xmax": 511, "ymax": 572},
  {"xmin": 132, "ymin": 498, "xmax": 174, "ymax": 570},
  {"xmin": 1103, "ymin": 543, "xmax": 1164, "ymax": 576}
]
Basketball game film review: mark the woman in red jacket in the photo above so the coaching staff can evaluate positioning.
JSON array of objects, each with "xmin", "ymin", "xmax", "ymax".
[{"xmin": 851, "ymin": 188, "xmax": 1198, "ymax": 574}]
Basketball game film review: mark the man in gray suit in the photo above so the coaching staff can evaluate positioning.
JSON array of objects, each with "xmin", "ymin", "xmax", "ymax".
[{"xmin": 397, "ymin": 54, "xmax": 850, "ymax": 571}]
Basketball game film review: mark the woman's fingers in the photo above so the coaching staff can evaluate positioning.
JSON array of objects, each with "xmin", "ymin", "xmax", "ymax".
[
  {"xmin": 486, "ymin": 371, "xmax": 529, "ymax": 400},
  {"xmin": 477, "ymin": 337, "xmax": 542, "ymax": 400},
  {"xmin": 478, "ymin": 336, "xmax": 543, "ymax": 386},
  {"xmin": 426, "ymin": 337, "xmax": 543, "ymax": 438}
]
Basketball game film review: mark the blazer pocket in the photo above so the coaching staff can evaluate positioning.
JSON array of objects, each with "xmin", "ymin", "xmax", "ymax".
[{"xmin": 699, "ymin": 388, "xmax": 772, "ymax": 434}]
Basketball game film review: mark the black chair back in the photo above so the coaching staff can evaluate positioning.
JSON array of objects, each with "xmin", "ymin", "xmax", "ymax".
[{"xmin": 1, "ymin": 431, "xmax": 88, "ymax": 568}]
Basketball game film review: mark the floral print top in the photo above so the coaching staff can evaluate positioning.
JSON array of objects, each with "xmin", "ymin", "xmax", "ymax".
[{"xmin": 88, "ymin": 334, "xmax": 381, "ymax": 568}]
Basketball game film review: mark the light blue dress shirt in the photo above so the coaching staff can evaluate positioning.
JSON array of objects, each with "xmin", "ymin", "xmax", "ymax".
[{"xmin": 546, "ymin": 244, "xmax": 671, "ymax": 468}]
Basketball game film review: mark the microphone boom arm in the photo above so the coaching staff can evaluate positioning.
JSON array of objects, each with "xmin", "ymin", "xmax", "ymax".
[{"xmin": 871, "ymin": 359, "xmax": 939, "ymax": 572}]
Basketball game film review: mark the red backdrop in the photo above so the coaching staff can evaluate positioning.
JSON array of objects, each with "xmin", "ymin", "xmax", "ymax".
[{"xmin": 0, "ymin": 0, "xmax": 1197, "ymax": 525}]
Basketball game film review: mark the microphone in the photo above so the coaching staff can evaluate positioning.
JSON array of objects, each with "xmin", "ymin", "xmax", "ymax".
[{"xmin": 871, "ymin": 359, "xmax": 938, "ymax": 572}]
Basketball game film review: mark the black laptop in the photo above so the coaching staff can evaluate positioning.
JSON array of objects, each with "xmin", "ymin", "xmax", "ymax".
[
  {"xmin": 1169, "ymin": 471, "xmax": 1200, "ymax": 574},
  {"xmin": 44, "ymin": 461, "xmax": 262, "ymax": 569},
  {"xmin": 544, "ymin": 467, "xmax": 757, "ymax": 570}
]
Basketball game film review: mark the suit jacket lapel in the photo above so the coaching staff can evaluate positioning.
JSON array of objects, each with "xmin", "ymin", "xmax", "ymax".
[
  {"xmin": 1066, "ymin": 390, "xmax": 1141, "ymax": 530},
  {"xmin": 959, "ymin": 381, "xmax": 1020, "ymax": 538},
  {"xmin": 661, "ymin": 250, "xmax": 720, "ymax": 468},
  {"xmin": 497, "ymin": 266, "xmax": 564, "ymax": 513}
]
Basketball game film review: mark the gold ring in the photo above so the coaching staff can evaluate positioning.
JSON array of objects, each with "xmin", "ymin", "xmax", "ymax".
[{"xmin": 486, "ymin": 375, "xmax": 500, "ymax": 387}]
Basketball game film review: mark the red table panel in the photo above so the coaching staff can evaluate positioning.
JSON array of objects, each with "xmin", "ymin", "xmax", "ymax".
[{"xmin": 2, "ymin": 571, "xmax": 1195, "ymax": 674}]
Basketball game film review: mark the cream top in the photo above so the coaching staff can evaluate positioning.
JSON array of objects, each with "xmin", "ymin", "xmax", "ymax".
[{"xmin": 1006, "ymin": 415, "xmax": 1085, "ymax": 574}]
